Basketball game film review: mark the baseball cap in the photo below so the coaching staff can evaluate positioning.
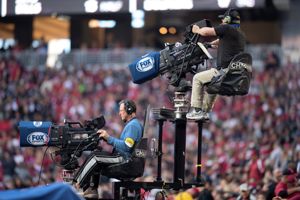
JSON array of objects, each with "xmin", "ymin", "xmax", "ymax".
[
  {"xmin": 239, "ymin": 183, "xmax": 250, "ymax": 192},
  {"xmin": 218, "ymin": 9, "xmax": 241, "ymax": 24}
]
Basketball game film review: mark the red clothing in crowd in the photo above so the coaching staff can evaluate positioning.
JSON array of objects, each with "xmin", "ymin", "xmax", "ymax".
[
  {"xmin": 248, "ymin": 154, "xmax": 265, "ymax": 188},
  {"xmin": 275, "ymin": 182, "xmax": 300, "ymax": 199}
]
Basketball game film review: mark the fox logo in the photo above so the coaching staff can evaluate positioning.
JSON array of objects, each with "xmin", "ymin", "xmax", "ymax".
[
  {"xmin": 136, "ymin": 56, "xmax": 154, "ymax": 72},
  {"xmin": 27, "ymin": 132, "xmax": 49, "ymax": 146}
]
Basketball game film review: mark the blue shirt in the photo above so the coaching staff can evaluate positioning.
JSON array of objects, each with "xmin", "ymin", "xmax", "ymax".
[{"xmin": 107, "ymin": 118, "xmax": 143, "ymax": 159}]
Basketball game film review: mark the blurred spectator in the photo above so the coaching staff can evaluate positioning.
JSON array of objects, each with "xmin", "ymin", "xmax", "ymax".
[
  {"xmin": 274, "ymin": 168, "xmax": 300, "ymax": 199},
  {"xmin": 236, "ymin": 183, "xmax": 256, "ymax": 200},
  {"xmin": 246, "ymin": 149, "xmax": 266, "ymax": 189},
  {"xmin": 154, "ymin": 190, "xmax": 166, "ymax": 200},
  {"xmin": 174, "ymin": 188, "xmax": 199, "ymax": 200},
  {"xmin": 2, "ymin": 151, "xmax": 16, "ymax": 178},
  {"xmin": 265, "ymin": 168, "xmax": 282, "ymax": 200},
  {"xmin": 264, "ymin": 51, "xmax": 280, "ymax": 70},
  {"xmin": 257, "ymin": 192, "xmax": 267, "ymax": 200},
  {"xmin": 198, "ymin": 178, "xmax": 214, "ymax": 200}
]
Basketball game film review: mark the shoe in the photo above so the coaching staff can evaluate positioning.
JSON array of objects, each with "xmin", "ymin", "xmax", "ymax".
[
  {"xmin": 83, "ymin": 187, "xmax": 99, "ymax": 199},
  {"xmin": 186, "ymin": 108, "xmax": 209, "ymax": 121}
]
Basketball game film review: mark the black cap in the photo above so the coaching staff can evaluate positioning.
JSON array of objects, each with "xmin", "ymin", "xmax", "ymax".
[{"xmin": 218, "ymin": 9, "xmax": 241, "ymax": 24}]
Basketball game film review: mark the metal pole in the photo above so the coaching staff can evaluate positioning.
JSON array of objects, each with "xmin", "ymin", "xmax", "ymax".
[
  {"xmin": 196, "ymin": 121, "xmax": 203, "ymax": 183},
  {"xmin": 156, "ymin": 119, "xmax": 164, "ymax": 182},
  {"xmin": 114, "ymin": 182, "xmax": 120, "ymax": 200},
  {"xmin": 173, "ymin": 118, "xmax": 187, "ymax": 185}
]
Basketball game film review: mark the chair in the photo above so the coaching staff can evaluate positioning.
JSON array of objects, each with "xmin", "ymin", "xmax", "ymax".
[
  {"xmin": 206, "ymin": 52, "xmax": 252, "ymax": 96},
  {"xmin": 101, "ymin": 138, "xmax": 148, "ymax": 180}
]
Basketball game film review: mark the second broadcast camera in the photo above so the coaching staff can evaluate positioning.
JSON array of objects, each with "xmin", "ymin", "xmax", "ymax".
[{"xmin": 19, "ymin": 116, "xmax": 106, "ymax": 170}]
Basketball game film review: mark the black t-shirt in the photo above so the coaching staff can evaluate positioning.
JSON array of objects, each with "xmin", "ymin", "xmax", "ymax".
[{"xmin": 214, "ymin": 24, "xmax": 246, "ymax": 69}]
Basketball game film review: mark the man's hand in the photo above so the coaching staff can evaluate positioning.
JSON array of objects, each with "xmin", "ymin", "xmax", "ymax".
[
  {"xmin": 97, "ymin": 129, "xmax": 109, "ymax": 141},
  {"xmin": 192, "ymin": 25, "xmax": 216, "ymax": 37},
  {"xmin": 203, "ymin": 42, "xmax": 212, "ymax": 49},
  {"xmin": 192, "ymin": 25, "xmax": 201, "ymax": 34}
]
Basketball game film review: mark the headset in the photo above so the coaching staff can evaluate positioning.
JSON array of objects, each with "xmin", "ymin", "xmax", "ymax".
[
  {"xmin": 223, "ymin": 8, "xmax": 233, "ymax": 24},
  {"xmin": 123, "ymin": 100, "xmax": 136, "ymax": 115},
  {"xmin": 222, "ymin": 8, "xmax": 240, "ymax": 24},
  {"xmin": 223, "ymin": 16, "xmax": 232, "ymax": 24}
]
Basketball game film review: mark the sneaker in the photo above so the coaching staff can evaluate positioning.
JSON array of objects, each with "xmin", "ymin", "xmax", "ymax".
[
  {"xmin": 83, "ymin": 187, "xmax": 99, "ymax": 199},
  {"xmin": 186, "ymin": 108, "xmax": 209, "ymax": 121}
]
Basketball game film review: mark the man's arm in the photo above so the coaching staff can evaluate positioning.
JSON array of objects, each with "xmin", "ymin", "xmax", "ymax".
[
  {"xmin": 287, "ymin": 186, "xmax": 300, "ymax": 196},
  {"xmin": 209, "ymin": 39, "xmax": 219, "ymax": 49},
  {"xmin": 192, "ymin": 25, "xmax": 217, "ymax": 37},
  {"xmin": 97, "ymin": 123, "xmax": 142, "ymax": 153},
  {"xmin": 98, "ymin": 129, "xmax": 133, "ymax": 153}
]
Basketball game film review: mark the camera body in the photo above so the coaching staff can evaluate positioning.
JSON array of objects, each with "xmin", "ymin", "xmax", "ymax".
[
  {"xmin": 19, "ymin": 116, "xmax": 105, "ymax": 170},
  {"xmin": 128, "ymin": 19, "xmax": 212, "ymax": 89}
]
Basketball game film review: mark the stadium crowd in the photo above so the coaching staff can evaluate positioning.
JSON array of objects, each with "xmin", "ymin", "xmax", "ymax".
[{"xmin": 0, "ymin": 47, "xmax": 299, "ymax": 200}]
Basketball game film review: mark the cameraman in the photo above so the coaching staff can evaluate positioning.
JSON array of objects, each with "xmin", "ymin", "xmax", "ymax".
[
  {"xmin": 73, "ymin": 99, "xmax": 143, "ymax": 199},
  {"xmin": 186, "ymin": 9, "xmax": 246, "ymax": 120}
]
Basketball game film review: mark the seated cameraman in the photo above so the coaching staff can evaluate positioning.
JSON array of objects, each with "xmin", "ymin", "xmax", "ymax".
[
  {"xmin": 73, "ymin": 99, "xmax": 143, "ymax": 199},
  {"xmin": 186, "ymin": 9, "xmax": 246, "ymax": 120}
]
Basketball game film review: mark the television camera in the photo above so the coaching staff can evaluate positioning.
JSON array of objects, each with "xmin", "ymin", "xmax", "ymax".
[
  {"xmin": 128, "ymin": 19, "xmax": 213, "ymax": 118},
  {"xmin": 128, "ymin": 19, "xmax": 213, "ymax": 91},
  {"xmin": 19, "ymin": 116, "xmax": 105, "ymax": 170}
]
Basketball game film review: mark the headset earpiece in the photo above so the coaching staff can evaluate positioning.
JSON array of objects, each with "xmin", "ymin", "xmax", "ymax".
[
  {"xmin": 223, "ymin": 15, "xmax": 231, "ymax": 24},
  {"xmin": 124, "ymin": 100, "xmax": 135, "ymax": 115}
]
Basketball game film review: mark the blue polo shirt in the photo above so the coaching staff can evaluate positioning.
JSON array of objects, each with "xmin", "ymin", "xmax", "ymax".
[{"xmin": 107, "ymin": 118, "xmax": 143, "ymax": 158}]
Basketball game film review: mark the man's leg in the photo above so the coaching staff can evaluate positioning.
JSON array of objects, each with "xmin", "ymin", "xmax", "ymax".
[
  {"xmin": 82, "ymin": 174, "xmax": 101, "ymax": 199},
  {"xmin": 90, "ymin": 174, "xmax": 100, "ymax": 190},
  {"xmin": 73, "ymin": 151, "xmax": 124, "ymax": 198},
  {"xmin": 187, "ymin": 68, "xmax": 219, "ymax": 120},
  {"xmin": 203, "ymin": 93, "xmax": 218, "ymax": 113},
  {"xmin": 74, "ymin": 154, "xmax": 98, "ymax": 188},
  {"xmin": 74, "ymin": 151, "xmax": 124, "ymax": 187},
  {"xmin": 190, "ymin": 68, "xmax": 220, "ymax": 108}
]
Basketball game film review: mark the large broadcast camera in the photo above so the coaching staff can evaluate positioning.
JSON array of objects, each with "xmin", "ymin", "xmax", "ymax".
[
  {"xmin": 19, "ymin": 116, "xmax": 105, "ymax": 170},
  {"xmin": 128, "ymin": 19, "xmax": 213, "ymax": 91}
]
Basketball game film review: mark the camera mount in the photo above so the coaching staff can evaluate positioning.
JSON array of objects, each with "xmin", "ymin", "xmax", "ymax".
[
  {"xmin": 112, "ymin": 103, "xmax": 206, "ymax": 199},
  {"xmin": 173, "ymin": 91, "xmax": 190, "ymax": 119}
]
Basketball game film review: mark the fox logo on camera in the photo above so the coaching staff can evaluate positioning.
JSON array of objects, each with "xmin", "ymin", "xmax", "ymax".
[
  {"xmin": 128, "ymin": 51, "xmax": 160, "ymax": 84},
  {"xmin": 19, "ymin": 121, "xmax": 52, "ymax": 147},
  {"xmin": 27, "ymin": 132, "xmax": 49, "ymax": 146},
  {"xmin": 136, "ymin": 55, "xmax": 155, "ymax": 72}
]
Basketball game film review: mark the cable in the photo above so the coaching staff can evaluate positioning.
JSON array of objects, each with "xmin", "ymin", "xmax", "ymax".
[
  {"xmin": 169, "ymin": 33, "xmax": 200, "ymax": 86},
  {"xmin": 52, "ymin": 139, "xmax": 84, "ymax": 168},
  {"xmin": 50, "ymin": 132, "xmax": 100, "ymax": 169},
  {"xmin": 37, "ymin": 146, "xmax": 50, "ymax": 185},
  {"xmin": 168, "ymin": 43, "xmax": 192, "ymax": 86}
]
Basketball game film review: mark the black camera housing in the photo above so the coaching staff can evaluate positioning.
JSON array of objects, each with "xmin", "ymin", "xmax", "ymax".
[
  {"xmin": 19, "ymin": 116, "xmax": 105, "ymax": 170},
  {"xmin": 159, "ymin": 19, "xmax": 212, "ymax": 89}
]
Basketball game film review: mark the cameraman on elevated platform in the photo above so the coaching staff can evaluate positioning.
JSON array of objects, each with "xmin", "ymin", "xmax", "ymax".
[
  {"xmin": 73, "ymin": 99, "xmax": 143, "ymax": 199},
  {"xmin": 186, "ymin": 9, "xmax": 246, "ymax": 121}
]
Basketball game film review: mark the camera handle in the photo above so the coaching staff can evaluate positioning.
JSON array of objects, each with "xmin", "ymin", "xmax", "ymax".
[{"xmin": 64, "ymin": 120, "xmax": 84, "ymax": 128}]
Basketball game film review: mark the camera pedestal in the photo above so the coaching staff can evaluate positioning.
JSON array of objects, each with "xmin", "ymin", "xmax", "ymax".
[
  {"xmin": 152, "ymin": 99, "xmax": 204, "ymax": 184},
  {"xmin": 112, "ymin": 105, "xmax": 205, "ymax": 199}
]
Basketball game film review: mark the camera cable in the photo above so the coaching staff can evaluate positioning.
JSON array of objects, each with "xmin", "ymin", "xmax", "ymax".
[{"xmin": 37, "ymin": 146, "xmax": 50, "ymax": 185}]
